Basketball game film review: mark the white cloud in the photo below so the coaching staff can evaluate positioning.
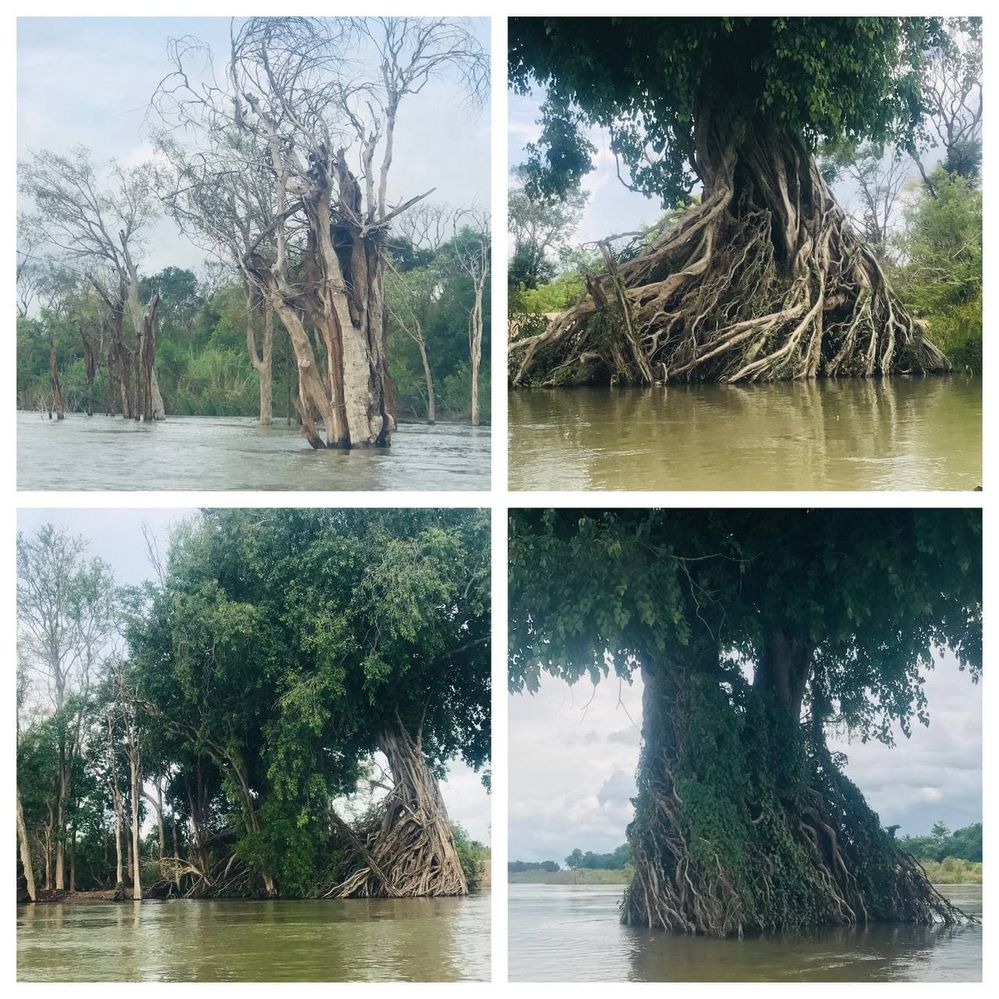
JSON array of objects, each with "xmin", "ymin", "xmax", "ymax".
[{"xmin": 510, "ymin": 651, "xmax": 981, "ymax": 862}]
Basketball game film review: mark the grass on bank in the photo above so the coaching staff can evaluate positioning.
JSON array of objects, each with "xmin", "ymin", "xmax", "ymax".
[{"xmin": 919, "ymin": 858, "xmax": 982, "ymax": 884}]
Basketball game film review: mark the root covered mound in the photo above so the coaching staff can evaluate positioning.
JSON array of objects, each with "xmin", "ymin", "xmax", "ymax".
[
  {"xmin": 623, "ymin": 665, "xmax": 969, "ymax": 937},
  {"xmin": 327, "ymin": 725, "xmax": 468, "ymax": 898},
  {"xmin": 511, "ymin": 120, "xmax": 950, "ymax": 387}
]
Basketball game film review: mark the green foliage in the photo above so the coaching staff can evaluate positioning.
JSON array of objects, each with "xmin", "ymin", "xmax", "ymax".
[
  {"xmin": 511, "ymin": 17, "xmax": 945, "ymax": 206},
  {"xmin": 126, "ymin": 509, "xmax": 490, "ymax": 894},
  {"xmin": 508, "ymin": 859, "xmax": 560, "ymax": 873},
  {"xmin": 510, "ymin": 866, "xmax": 630, "ymax": 885},
  {"xmin": 900, "ymin": 821, "xmax": 982, "ymax": 862},
  {"xmin": 895, "ymin": 168, "xmax": 982, "ymax": 372},
  {"xmin": 511, "ymin": 509, "xmax": 981, "ymax": 931},
  {"xmin": 509, "ymin": 509, "xmax": 981, "ymax": 743},
  {"xmin": 511, "ymin": 271, "xmax": 588, "ymax": 317},
  {"xmin": 564, "ymin": 843, "xmax": 632, "ymax": 870},
  {"xmin": 385, "ymin": 232, "xmax": 492, "ymax": 423},
  {"xmin": 19, "ymin": 258, "xmax": 487, "ymax": 423},
  {"xmin": 508, "ymin": 171, "xmax": 588, "ymax": 294},
  {"xmin": 452, "ymin": 823, "xmax": 490, "ymax": 891}
]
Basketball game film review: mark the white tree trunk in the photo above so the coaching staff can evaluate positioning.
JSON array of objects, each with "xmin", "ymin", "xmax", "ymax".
[{"xmin": 17, "ymin": 788, "xmax": 37, "ymax": 901}]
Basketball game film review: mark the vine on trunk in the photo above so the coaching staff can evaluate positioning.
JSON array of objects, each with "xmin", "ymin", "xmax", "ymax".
[{"xmin": 622, "ymin": 665, "xmax": 967, "ymax": 937}]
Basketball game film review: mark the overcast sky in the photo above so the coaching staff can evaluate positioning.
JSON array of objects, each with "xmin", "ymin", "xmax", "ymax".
[
  {"xmin": 16, "ymin": 508, "xmax": 491, "ymax": 844},
  {"xmin": 18, "ymin": 16, "xmax": 490, "ymax": 275},
  {"xmin": 509, "ymin": 651, "xmax": 980, "ymax": 863}
]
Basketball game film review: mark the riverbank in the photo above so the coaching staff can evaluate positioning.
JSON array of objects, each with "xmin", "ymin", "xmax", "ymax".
[
  {"xmin": 509, "ymin": 867, "xmax": 631, "ymax": 885},
  {"xmin": 918, "ymin": 859, "xmax": 982, "ymax": 884}
]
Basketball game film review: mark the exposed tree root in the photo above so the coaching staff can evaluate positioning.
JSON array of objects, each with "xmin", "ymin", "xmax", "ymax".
[
  {"xmin": 622, "ymin": 664, "xmax": 970, "ymax": 937},
  {"xmin": 510, "ymin": 125, "xmax": 950, "ymax": 387},
  {"xmin": 326, "ymin": 724, "xmax": 468, "ymax": 898}
]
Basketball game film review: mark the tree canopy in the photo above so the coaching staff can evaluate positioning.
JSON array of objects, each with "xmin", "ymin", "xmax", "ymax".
[
  {"xmin": 510, "ymin": 508, "xmax": 981, "ymax": 742},
  {"xmin": 510, "ymin": 17, "xmax": 948, "ymax": 206},
  {"xmin": 17, "ymin": 510, "xmax": 490, "ymax": 902}
]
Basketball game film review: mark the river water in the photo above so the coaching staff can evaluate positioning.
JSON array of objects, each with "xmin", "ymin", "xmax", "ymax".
[
  {"xmin": 16, "ymin": 413, "xmax": 490, "ymax": 491},
  {"xmin": 17, "ymin": 892, "xmax": 490, "ymax": 982},
  {"xmin": 509, "ymin": 884, "xmax": 981, "ymax": 982},
  {"xmin": 508, "ymin": 376, "xmax": 981, "ymax": 491}
]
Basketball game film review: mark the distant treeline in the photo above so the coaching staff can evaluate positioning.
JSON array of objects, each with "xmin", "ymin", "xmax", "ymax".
[
  {"xmin": 509, "ymin": 843, "xmax": 633, "ymax": 874},
  {"xmin": 18, "ymin": 234, "xmax": 490, "ymax": 425},
  {"xmin": 900, "ymin": 822, "xmax": 981, "ymax": 863},
  {"xmin": 508, "ymin": 860, "xmax": 560, "ymax": 873}
]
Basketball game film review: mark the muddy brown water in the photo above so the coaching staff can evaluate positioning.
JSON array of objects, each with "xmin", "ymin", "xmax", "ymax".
[
  {"xmin": 509, "ymin": 883, "xmax": 981, "ymax": 982},
  {"xmin": 17, "ymin": 412, "xmax": 490, "ymax": 491},
  {"xmin": 508, "ymin": 376, "xmax": 981, "ymax": 491},
  {"xmin": 17, "ymin": 892, "xmax": 490, "ymax": 982}
]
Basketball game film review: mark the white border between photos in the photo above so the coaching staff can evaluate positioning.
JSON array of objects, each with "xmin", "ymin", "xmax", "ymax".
[{"xmin": 3, "ymin": 1, "xmax": 993, "ymax": 996}]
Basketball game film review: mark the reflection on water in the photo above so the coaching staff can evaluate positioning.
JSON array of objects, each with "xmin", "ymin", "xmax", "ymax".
[
  {"xmin": 17, "ymin": 893, "xmax": 490, "ymax": 982},
  {"xmin": 509, "ymin": 376, "xmax": 981, "ymax": 491},
  {"xmin": 17, "ymin": 413, "xmax": 490, "ymax": 491},
  {"xmin": 509, "ymin": 884, "xmax": 981, "ymax": 982}
]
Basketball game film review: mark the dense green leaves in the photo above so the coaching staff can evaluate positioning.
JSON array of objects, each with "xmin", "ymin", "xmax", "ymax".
[
  {"xmin": 18, "ymin": 511, "xmax": 489, "ymax": 898},
  {"xmin": 509, "ymin": 508, "xmax": 981, "ymax": 742},
  {"xmin": 511, "ymin": 17, "xmax": 945, "ymax": 206},
  {"xmin": 126, "ymin": 509, "xmax": 490, "ymax": 891},
  {"xmin": 895, "ymin": 168, "xmax": 982, "ymax": 372}
]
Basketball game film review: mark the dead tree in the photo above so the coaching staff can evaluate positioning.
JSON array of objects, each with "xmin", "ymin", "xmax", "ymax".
[
  {"xmin": 912, "ymin": 18, "xmax": 983, "ymax": 188},
  {"xmin": 452, "ymin": 211, "xmax": 490, "ymax": 426},
  {"xmin": 18, "ymin": 150, "xmax": 165, "ymax": 419},
  {"xmin": 244, "ymin": 285, "xmax": 274, "ymax": 425},
  {"xmin": 154, "ymin": 17, "xmax": 486, "ymax": 448}
]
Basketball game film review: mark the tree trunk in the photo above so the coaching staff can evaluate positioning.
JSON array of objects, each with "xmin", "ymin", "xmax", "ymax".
[
  {"xmin": 54, "ymin": 748, "xmax": 66, "ymax": 890},
  {"xmin": 156, "ymin": 781, "xmax": 166, "ymax": 859},
  {"xmin": 68, "ymin": 804, "xmax": 76, "ymax": 892},
  {"xmin": 511, "ymin": 115, "xmax": 950, "ymax": 387},
  {"xmin": 327, "ymin": 722, "xmax": 467, "ymax": 898},
  {"xmin": 17, "ymin": 788, "xmax": 37, "ymax": 902},
  {"xmin": 48, "ymin": 336, "xmax": 65, "ymax": 420},
  {"xmin": 124, "ymin": 262, "xmax": 165, "ymax": 421},
  {"xmin": 43, "ymin": 814, "xmax": 52, "ymax": 890},
  {"xmin": 140, "ymin": 293, "xmax": 161, "ymax": 423},
  {"xmin": 106, "ymin": 716, "xmax": 125, "ymax": 893},
  {"xmin": 621, "ymin": 647, "xmax": 965, "ymax": 937},
  {"xmin": 469, "ymin": 276, "xmax": 484, "ymax": 427},
  {"xmin": 80, "ymin": 328, "xmax": 97, "ymax": 417},
  {"xmin": 127, "ymin": 726, "xmax": 143, "ymax": 900},
  {"xmin": 245, "ymin": 287, "xmax": 273, "ymax": 426},
  {"xmin": 417, "ymin": 338, "xmax": 436, "ymax": 424},
  {"xmin": 254, "ymin": 150, "xmax": 396, "ymax": 450}
]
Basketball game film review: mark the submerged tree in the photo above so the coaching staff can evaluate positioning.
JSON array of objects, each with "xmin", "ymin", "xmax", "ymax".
[
  {"xmin": 509, "ymin": 17, "xmax": 956, "ymax": 386},
  {"xmin": 155, "ymin": 16, "xmax": 487, "ymax": 448},
  {"xmin": 509, "ymin": 509, "xmax": 981, "ymax": 936},
  {"xmin": 19, "ymin": 151, "xmax": 165, "ymax": 418},
  {"xmin": 128, "ymin": 508, "xmax": 489, "ymax": 898}
]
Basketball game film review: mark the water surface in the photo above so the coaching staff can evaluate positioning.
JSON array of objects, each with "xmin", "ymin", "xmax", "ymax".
[
  {"xmin": 509, "ymin": 377, "xmax": 981, "ymax": 491},
  {"xmin": 509, "ymin": 883, "xmax": 981, "ymax": 982},
  {"xmin": 17, "ymin": 413, "xmax": 490, "ymax": 491},
  {"xmin": 17, "ymin": 893, "xmax": 490, "ymax": 982}
]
